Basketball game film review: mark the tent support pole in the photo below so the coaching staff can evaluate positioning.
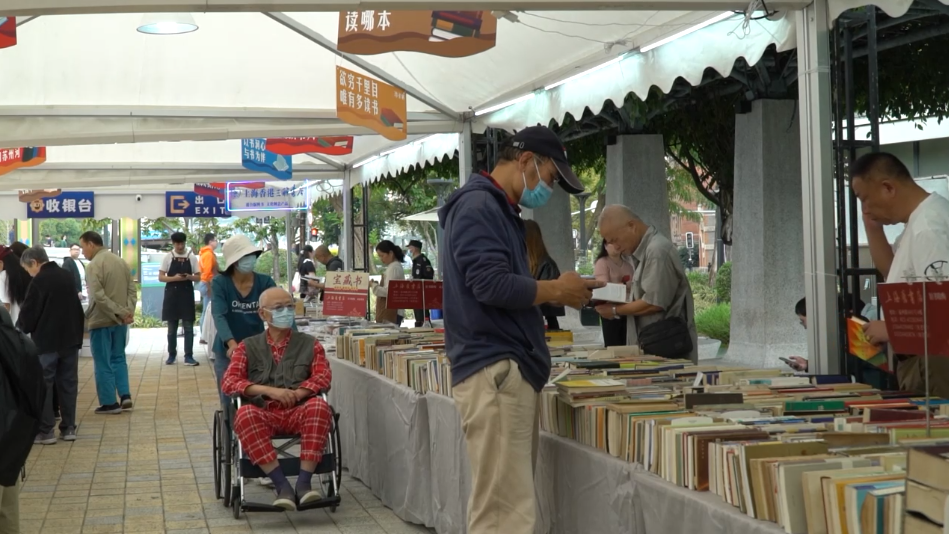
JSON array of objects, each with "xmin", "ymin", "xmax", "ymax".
[
  {"xmin": 458, "ymin": 120, "xmax": 472, "ymax": 186},
  {"xmin": 264, "ymin": 12, "xmax": 458, "ymax": 120},
  {"xmin": 342, "ymin": 168, "xmax": 353, "ymax": 271},
  {"xmin": 796, "ymin": 0, "xmax": 840, "ymax": 373}
]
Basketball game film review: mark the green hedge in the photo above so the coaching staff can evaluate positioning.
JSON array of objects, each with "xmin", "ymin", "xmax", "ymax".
[
  {"xmin": 687, "ymin": 271, "xmax": 715, "ymax": 314},
  {"xmin": 715, "ymin": 262, "xmax": 732, "ymax": 303},
  {"xmin": 695, "ymin": 303, "xmax": 731, "ymax": 345}
]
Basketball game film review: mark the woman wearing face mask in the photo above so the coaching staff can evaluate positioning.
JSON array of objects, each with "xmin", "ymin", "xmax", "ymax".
[
  {"xmin": 370, "ymin": 240, "xmax": 406, "ymax": 326},
  {"xmin": 211, "ymin": 235, "xmax": 277, "ymax": 406},
  {"xmin": 593, "ymin": 239, "xmax": 634, "ymax": 346}
]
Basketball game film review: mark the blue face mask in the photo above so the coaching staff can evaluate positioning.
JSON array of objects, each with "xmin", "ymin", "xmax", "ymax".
[
  {"xmin": 236, "ymin": 255, "xmax": 257, "ymax": 273},
  {"xmin": 518, "ymin": 158, "xmax": 553, "ymax": 209},
  {"xmin": 268, "ymin": 307, "xmax": 295, "ymax": 329}
]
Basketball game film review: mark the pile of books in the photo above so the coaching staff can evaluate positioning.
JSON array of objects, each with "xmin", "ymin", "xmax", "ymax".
[
  {"xmin": 334, "ymin": 326, "xmax": 452, "ymax": 395},
  {"xmin": 904, "ymin": 444, "xmax": 949, "ymax": 534}
]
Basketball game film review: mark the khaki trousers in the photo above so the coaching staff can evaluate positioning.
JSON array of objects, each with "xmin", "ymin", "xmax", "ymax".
[
  {"xmin": 453, "ymin": 359, "xmax": 540, "ymax": 534},
  {"xmin": 0, "ymin": 480, "xmax": 19, "ymax": 534},
  {"xmin": 896, "ymin": 354, "xmax": 949, "ymax": 398}
]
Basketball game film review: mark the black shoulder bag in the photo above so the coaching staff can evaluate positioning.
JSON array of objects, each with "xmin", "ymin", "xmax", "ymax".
[{"xmin": 637, "ymin": 269, "xmax": 693, "ymax": 359}]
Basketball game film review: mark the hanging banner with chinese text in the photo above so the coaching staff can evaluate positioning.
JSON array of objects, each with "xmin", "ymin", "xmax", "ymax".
[
  {"xmin": 0, "ymin": 147, "xmax": 46, "ymax": 177},
  {"xmin": 195, "ymin": 182, "xmax": 265, "ymax": 201},
  {"xmin": 878, "ymin": 282, "xmax": 949, "ymax": 357},
  {"xmin": 166, "ymin": 192, "xmax": 232, "ymax": 218},
  {"xmin": 26, "ymin": 191, "xmax": 95, "ymax": 219},
  {"xmin": 323, "ymin": 271, "xmax": 371, "ymax": 317},
  {"xmin": 0, "ymin": 18, "xmax": 15, "ymax": 49},
  {"xmin": 226, "ymin": 181, "xmax": 309, "ymax": 212},
  {"xmin": 266, "ymin": 137, "xmax": 354, "ymax": 156},
  {"xmin": 241, "ymin": 138, "xmax": 292, "ymax": 181},
  {"xmin": 338, "ymin": 10, "xmax": 496, "ymax": 58},
  {"xmin": 336, "ymin": 66, "xmax": 407, "ymax": 141}
]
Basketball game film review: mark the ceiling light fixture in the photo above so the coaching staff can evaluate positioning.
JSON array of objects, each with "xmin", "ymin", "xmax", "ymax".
[
  {"xmin": 545, "ymin": 54, "xmax": 627, "ymax": 92},
  {"xmin": 137, "ymin": 13, "xmax": 199, "ymax": 35},
  {"xmin": 474, "ymin": 93, "xmax": 535, "ymax": 117},
  {"xmin": 639, "ymin": 12, "xmax": 733, "ymax": 53}
]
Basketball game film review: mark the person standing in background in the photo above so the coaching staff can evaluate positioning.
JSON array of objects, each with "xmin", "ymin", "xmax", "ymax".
[
  {"xmin": 296, "ymin": 245, "xmax": 317, "ymax": 299},
  {"xmin": 0, "ymin": 246, "xmax": 30, "ymax": 325},
  {"xmin": 198, "ymin": 233, "xmax": 219, "ymax": 345},
  {"xmin": 595, "ymin": 206, "xmax": 699, "ymax": 362},
  {"xmin": 44, "ymin": 235, "xmax": 52, "ymax": 247},
  {"xmin": 59, "ymin": 235, "xmax": 68, "ymax": 248},
  {"xmin": 62, "ymin": 243, "xmax": 86, "ymax": 300},
  {"xmin": 371, "ymin": 240, "xmax": 406, "ymax": 326},
  {"xmin": 159, "ymin": 232, "xmax": 200, "ymax": 366},
  {"xmin": 210, "ymin": 235, "xmax": 276, "ymax": 408},
  {"xmin": 406, "ymin": 240, "xmax": 434, "ymax": 327},
  {"xmin": 311, "ymin": 245, "xmax": 344, "ymax": 302},
  {"xmin": 524, "ymin": 220, "xmax": 566, "ymax": 331},
  {"xmin": 593, "ymin": 239, "xmax": 635, "ymax": 347},
  {"xmin": 81, "ymin": 231, "xmax": 137, "ymax": 415},
  {"xmin": 17, "ymin": 246, "xmax": 84, "ymax": 444}
]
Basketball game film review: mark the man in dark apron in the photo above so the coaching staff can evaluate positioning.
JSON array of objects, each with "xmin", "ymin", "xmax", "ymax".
[{"xmin": 160, "ymin": 232, "xmax": 200, "ymax": 366}]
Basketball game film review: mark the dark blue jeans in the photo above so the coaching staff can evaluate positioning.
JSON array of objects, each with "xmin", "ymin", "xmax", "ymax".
[{"xmin": 167, "ymin": 319, "xmax": 194, "ymax": 359}]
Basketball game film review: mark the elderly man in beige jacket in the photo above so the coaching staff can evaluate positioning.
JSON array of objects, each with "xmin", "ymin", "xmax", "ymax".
[{"xmin": 80, "ymin": 231, "xmax": 138, "ymax": 415}]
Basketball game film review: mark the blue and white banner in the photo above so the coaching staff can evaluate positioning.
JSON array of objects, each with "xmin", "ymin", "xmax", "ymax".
[
  {"xmin": 25, "ymin": 191, "xmax": 94, "ymax": 219},
  {"xmin": 226, "ymin": 181, "xmax": 309, "ymax": 212},
  {"xmin": 241, "ymin": 138, "xmax": 292, "ymax": 181},
  {"xmin": 165, "ymin": 191, "xmax": 231, "ymax": 218}
]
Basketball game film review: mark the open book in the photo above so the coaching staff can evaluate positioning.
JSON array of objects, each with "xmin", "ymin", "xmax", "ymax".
[
  {"xmin": 847, "ymin": 317, "xmax": 891, "ymax": 372},
  {"xmin": 591, "ymin": 283, "xmax": 629, "ymax": 304}
]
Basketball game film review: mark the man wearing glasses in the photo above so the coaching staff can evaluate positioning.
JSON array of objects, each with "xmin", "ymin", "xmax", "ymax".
[
  {"xmin": 221, "ymin": 287, "xmax": 332, "ymax": 510},
  {"xmin": 62, "ymin": 243, "xmax": 86, "ymax": 301}
]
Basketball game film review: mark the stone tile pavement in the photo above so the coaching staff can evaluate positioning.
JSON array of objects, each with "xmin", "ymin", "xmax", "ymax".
[{"xmin": 20, "ymin": 328, "xmax": 435, "ymax": 534}]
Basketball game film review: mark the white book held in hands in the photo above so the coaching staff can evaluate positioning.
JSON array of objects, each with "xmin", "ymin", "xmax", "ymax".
[{"xmin": 592, "ymin": 283, "xmax": 629, "ymax": 304}]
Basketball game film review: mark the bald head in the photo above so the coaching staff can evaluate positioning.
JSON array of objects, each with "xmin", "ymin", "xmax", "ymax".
[
  {"xmin": 597, "ymin": 204, "xmax": 647, "ymax": 256},
  {"xmin": 259, "ymin": 287, "xmax": 292, "ymax": 308}
]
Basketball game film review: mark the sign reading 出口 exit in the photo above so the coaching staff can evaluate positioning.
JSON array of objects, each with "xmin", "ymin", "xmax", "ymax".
[{"xmin": 165, "ymin": 192, "xmax": 231, "ymax": 218}]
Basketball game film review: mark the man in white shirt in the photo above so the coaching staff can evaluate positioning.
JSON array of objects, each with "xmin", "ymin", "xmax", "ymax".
[{"xmin": 853, "ymin": 152, "xmax": 949, "ymax": 396}]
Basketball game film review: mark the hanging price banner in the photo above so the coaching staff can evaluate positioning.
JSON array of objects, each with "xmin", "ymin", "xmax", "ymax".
[{"xmin": 266, "ymin": 137, "xmax": 354, "ymax": 156}]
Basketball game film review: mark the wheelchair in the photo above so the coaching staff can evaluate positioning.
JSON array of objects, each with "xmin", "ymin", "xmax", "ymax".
[{"xmin": 212, "ymin": 392, "xmax": 342, "ymax": 519}]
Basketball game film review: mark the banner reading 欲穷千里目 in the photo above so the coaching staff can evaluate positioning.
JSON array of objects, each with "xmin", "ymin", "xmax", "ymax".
[{"xmin": 336, "ymin": 66, "xmax": 407, "ymax": 142}]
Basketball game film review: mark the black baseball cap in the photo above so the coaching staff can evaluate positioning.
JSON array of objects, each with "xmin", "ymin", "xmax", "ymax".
[
  {"xmin": 405, "ymin": 239, "xmax": 423, "ymax": 249},
  {"xmin": 509, "ymin": 126, "xmax": 584, "ymax": 195}
]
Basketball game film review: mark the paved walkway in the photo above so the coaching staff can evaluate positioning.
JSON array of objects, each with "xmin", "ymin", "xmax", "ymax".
[{"xmin": 19, "ymin": 329, "xmax": 434, "ymax": 534}]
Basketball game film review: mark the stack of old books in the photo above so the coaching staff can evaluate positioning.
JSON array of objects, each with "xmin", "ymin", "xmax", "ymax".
[{"xmin": 904, "ymin": 443, "xmax": 949, "ymax": 534}]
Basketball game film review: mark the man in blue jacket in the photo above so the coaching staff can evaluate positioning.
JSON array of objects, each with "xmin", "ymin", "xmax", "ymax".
[{"xmin": 439, "ymin": 125, "xmax": 601, "ymax": 534}]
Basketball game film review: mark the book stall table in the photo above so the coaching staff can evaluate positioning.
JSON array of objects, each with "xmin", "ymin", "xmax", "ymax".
[{"xmin": 328, "ymin": 357, "xmax": 787, "ymax": 534}]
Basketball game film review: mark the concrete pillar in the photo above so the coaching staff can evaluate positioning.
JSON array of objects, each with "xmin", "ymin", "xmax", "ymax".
[
  {"xmin": 727, "ymin": 99, "xmax": 806, "ymax": 366},
  {"xmin": 605, "ymin": 134, "xmax": 670, "ymax": 238},
  {"xmin": 529, "ymin": 186, "xmax": 574, "ymax": 274}
]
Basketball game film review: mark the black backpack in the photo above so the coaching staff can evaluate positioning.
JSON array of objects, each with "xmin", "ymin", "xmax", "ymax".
[{"xmin": 0, "ymin": 307, "xmax": 45, "ymax": 487}]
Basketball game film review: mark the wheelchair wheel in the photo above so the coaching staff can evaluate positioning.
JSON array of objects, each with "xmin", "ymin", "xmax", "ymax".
[
  {"xmin": 212, "ymin": 410, "xmax": 222, "ymax": 500},
  {"xmin": 333, "ymin": 410, "xmax": 342, "ymax": 483},
  {"xmin": 231, "ymin": 485, "xmax": 242, "ymax": 519},
  {"xmin": 222, "ymin": 417, "xmax": 233, "ymax": 508}
]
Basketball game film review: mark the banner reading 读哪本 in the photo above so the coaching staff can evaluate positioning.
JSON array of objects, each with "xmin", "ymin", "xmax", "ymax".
[
  {"xmin": 338, "ymin": 10, "xmax": 496, "ymax": 58},
  {"xmin": 336, "ymin": 66, "xmax": 407, "ymax": 141}
]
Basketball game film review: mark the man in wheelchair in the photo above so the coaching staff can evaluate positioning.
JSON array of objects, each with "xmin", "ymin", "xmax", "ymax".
[{"xmin": 221, "ymin": 287, "xmax": 332, "ymax": 511}]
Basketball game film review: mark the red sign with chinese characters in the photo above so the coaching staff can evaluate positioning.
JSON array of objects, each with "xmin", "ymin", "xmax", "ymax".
[
  {"xmin": 266, "ymin": 137, "xmax": 354, "ymax": 156},
  {"xmin": 385, "ymin": 280, "xmax": 443, "ymax": 310},
  {"xmin": 0, "ymin": 147, "xmax": 45, "ymax": 177},
  {"xmin": 0, "ymin": 17, "xmax": 16, "ymax": 50},
  {"xmin": 322, "ymin": 271, "xmax": 371, "ymax": 317},
  {"xmin": 879, "ymin": 282, "xmax": 949, "ymax": 357}
]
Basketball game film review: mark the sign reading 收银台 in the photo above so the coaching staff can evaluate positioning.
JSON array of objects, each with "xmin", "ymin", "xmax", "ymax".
[
  {"xmin": 25, "ymin": 191, "xmax": 95, "ymax": 219},
  {"xmin": 337, "ymin": 10, "xmax": 496, "ymax": 57},
  {"xmin": 336, "ymin": 66, "xmax": 407, "ymax": 142}
]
